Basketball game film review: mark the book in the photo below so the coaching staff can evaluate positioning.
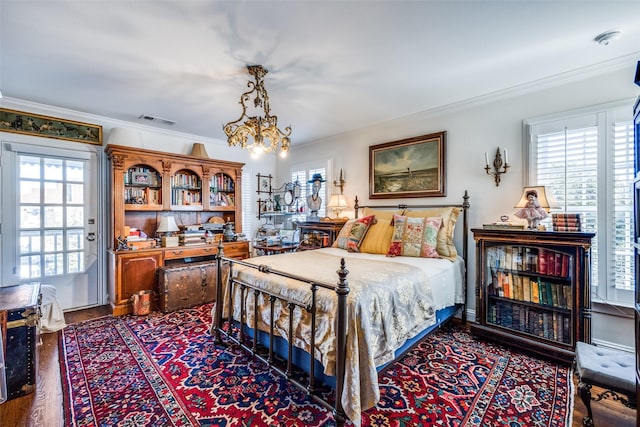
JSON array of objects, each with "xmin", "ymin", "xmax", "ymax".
[{"xmin": 483, "ymin": 223, "xmax": 525, "ymax": 230}]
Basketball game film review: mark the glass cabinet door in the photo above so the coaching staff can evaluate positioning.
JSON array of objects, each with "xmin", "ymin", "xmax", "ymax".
[{"xmin": 484, "ymin": 244, "xmax": 574, "ymax": 345}]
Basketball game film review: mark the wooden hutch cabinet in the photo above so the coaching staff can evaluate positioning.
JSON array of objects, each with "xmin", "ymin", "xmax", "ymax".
[
  {"xmin": 105, "ymin": 145, "xmax": 249, "ymax": 315},
  {"xmin": 471, "ymin": 228, "xmax": 595, "ymax": 364}
]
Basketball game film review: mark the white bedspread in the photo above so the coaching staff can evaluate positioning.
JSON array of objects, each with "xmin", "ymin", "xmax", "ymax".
[{"xmin": 213, "ymin": 247, "xmax": 464, "ymax": 425}]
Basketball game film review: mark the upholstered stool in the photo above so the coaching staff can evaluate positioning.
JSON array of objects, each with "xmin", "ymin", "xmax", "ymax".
[{"xmin": 574, "ymin": 341, "xmax": 636, "ymax": 426}]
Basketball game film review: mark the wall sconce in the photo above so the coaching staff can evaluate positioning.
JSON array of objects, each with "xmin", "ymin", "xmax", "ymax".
[
  {"xmin": 333, "ymin": 168, "xmax": 346, "ymax": 194},
  {"xmin": 484, "ymin": 148, "xmax": 509, "ymax": 186}
]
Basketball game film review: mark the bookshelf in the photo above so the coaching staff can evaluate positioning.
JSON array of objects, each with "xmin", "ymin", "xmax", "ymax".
[
  {"xmin": 471, "ymin": 228, "xmax": 595, "ymax": 363},
  {"xmin": 105, "ymin": 144, "xmax": 249, "ymax": 315}
]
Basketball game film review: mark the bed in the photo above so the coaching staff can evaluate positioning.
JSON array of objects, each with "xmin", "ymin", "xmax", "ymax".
[{"xmin": 210, "ymin": 192, "xmax": 470, "ymax": 426}]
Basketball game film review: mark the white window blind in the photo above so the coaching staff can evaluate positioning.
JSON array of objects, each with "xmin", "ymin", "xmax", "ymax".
[
  {"xmin": 291, "ymin": 166, "xmax": 327, "ymax": 220},
  {"xmin": 527, "ymin": 103, "xmax": 634, "ymax": 305},
  {"xmin": 241, "ymin": 166, "xmax": 253, "ymax": 238}
]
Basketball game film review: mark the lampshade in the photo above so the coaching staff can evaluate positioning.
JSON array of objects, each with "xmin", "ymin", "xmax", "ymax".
[
  {"xmin": 157, "ymin": 215, "xmax": 179, "ymax": 233},
  {"xmin": 107, "ymin": 127, "xmax": 142, "ymax": 146},
  {"xmin": 190, "ymin": 143, "xmax": 209, "ymax": 158},
  {"xmin": 327, "ymin": 194, "xmax": 348, "ymax": 217},
  {"xmin": 514, "ymin": 186, "xmax": 559, "ymax": 211}
]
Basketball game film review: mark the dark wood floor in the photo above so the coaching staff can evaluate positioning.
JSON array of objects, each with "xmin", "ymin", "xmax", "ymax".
[{"xmin": 0, "ymin": 306, "xmax": 636, "ymax": 427}]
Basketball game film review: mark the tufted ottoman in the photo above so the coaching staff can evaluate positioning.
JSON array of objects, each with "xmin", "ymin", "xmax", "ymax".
[{"xmin": 575, "ymin": 341, "xmax": 636, "ymax": 426}]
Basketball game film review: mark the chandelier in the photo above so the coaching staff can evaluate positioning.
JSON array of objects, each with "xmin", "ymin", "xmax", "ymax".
[{"xmin": 223, "ymin": 65, "xmax": 292, "ymax": 157}]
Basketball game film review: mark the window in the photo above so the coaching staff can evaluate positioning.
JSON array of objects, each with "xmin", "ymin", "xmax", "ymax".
[
  {"xmin": 290, "ymin": 165, "xmax": 328, "ymax": 221},
  {"xmin": 18, "ymin": 154, "xmax": 86, "ymax": 278},
  {"xmin": 525, "ymin": 101, "xmax": 634, "ymax": 306}
]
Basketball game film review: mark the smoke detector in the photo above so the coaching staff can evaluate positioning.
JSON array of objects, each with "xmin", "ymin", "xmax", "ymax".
[{"xmin": 594, "ymin": 30, "xmax": 622, "ymax": 46}]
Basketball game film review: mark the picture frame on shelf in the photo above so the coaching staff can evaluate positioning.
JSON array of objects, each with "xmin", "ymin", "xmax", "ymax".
[
  {"xmin": 131, "ymin": 172, "xmax": 151, "ymax": 185},
  {"xmin": 369, "ymin": 131, "xmax": 446, "ymax": 198}
]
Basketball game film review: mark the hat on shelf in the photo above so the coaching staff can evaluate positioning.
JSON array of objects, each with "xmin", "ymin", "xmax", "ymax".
[{"xmin": 307, "ymin": 173, "xmax": 326, "ymax": 183}]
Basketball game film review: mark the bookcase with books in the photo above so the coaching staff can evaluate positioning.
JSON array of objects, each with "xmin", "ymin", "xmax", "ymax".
[
  {"xmin": 471, "ymin": 228, "xmax": 595, "ymax": 363},
  {"xmin": 105, "ymin": 144, "xmax": 248, "ymax": 315}
]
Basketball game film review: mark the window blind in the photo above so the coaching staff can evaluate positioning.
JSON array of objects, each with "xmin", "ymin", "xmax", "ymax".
[{"xmin": 529, "ymin": 106, "xmax": 634, "ymax": 304}]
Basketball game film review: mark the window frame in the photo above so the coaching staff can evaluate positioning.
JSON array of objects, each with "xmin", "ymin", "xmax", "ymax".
[
  {"xmin": 289, "ymin": 160, "xmax": 332, "ymax": 221},
  {"xmin": 523, "ymin": 99, "xmax": 635, "ymax": 307}
]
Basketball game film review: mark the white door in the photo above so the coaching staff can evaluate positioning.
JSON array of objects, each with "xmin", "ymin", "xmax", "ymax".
[{"xmin": 1, "ymin": 140, "xmax": 102, "ymax": 311}]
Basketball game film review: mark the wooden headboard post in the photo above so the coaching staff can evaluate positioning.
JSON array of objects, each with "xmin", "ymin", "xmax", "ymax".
[{"xmin": 353, "ymin": 190, "xmax": 470, "ymax": 323}]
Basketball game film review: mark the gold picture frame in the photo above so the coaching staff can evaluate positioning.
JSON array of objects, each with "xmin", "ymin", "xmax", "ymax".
[
  {"xmin": 369, "ymin": 131, "xmax": 446, "ymax": 198},
  {"xmin": 0, "ymin": 108, "xmax": 102, "ymax": 145}
]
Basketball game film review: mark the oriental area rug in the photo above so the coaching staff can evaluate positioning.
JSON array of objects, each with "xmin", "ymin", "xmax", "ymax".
[{"xmin": 59, "ymin": 303, "xmax": 574, "ymax": 427}]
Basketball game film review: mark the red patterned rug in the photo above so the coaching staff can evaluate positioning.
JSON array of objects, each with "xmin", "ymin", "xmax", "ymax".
[{"xmin": 60, "ymin": 304, "xmax": 574, "ymax": 426}]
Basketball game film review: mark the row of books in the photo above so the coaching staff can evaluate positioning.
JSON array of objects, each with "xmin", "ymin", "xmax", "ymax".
[
  {"xmin": 489, "ymin": 270, "xmax": 572, "ymax": 308},
  {"xmin": 210, "ymin": 192, "xmax": 235, "ymax": 207},
  {"xmin": 171, "ymin": 173, "xmax": 202, "ymax": 189},
  {"xmin": 552, "ymin": 213, "xmax": 582, "ymax": 232},
  {"xmin": 487, "ymin": 300, "xmax": 572, "ymax": 344},
  {"xmin": 486, "ymin": 246, "xmax": 571, "ymax": 278},
  {"xmin": 171, "ymin": 189, "xmax": 202, "ymax": 205},
  {"xmin": 210, "ymin": 174, "xmax": 235, "ymax": 192}
]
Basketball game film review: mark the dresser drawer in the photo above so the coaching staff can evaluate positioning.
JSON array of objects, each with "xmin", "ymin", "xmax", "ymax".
[
  {"xmin": 222, "ymin": 241, "xmax": 250, "ymax": 259},
  {"xmin": 164, "ymin": 246, "xmax": 217, "ymax": 260}
]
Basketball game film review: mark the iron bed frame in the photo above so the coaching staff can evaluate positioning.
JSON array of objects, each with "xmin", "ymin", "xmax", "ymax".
[{"xmin": 211, "ymin": 191, "xmax": 470, "ymax": 426}]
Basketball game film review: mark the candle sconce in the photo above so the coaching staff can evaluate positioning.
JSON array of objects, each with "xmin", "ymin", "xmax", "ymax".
[
  {"xmin": 333, "ymin": 168, "xmax": 346, "ymax": 194},
  {"xmin": 485, "ymin": 148, "xmax": 509, "ymax": 187}
]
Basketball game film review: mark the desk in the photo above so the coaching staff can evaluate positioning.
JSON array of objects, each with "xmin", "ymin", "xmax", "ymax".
[
  {"xmin": 253, "ymin": 243, "xmax": 297, "ymax": 256},
  {"xmin": 296, "ymin": 219, "xmax": 348, "ymax": 250}
]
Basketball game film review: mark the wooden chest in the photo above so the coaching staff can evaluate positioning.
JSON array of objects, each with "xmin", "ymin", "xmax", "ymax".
[
  {"xmin": 158, "ymin": 261, "xmax": 228, "ymax": 313},
  {"xmin": 0, "ymin": 283, "xmax": 41, "ymax": 401}
]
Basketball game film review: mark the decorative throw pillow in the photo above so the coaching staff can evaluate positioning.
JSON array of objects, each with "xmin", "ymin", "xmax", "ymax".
[
  {"xmin": 387, "ymin": 214, "xmax": 442, "ymax": 258},
  {"xmin": 346, "ymin": 215, "xmax": 376, "ymax": 252},
  {"xmin": 405, "ymin": 207, "xmax": 460, "ymax": 260},
  {"xmin": 359, "ymin": 217, "xmax": 394, "ymax": 254},
  {"xmin": 333, "ymin": 215, "xmax": 376, "ymax": 251},
  {"xmin": 333, "ymin": 219, "xmax": 356, "ymax": 249}
]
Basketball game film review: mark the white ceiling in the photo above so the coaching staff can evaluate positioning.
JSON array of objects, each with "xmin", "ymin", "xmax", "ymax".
[{"xmin": 1, "ymin": 1, "xmax": 639, "ymax": 145}]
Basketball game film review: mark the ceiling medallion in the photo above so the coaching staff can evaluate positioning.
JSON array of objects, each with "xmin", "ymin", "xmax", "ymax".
[{"xmin": 223, "ymin": 65, "xmax": 292, "ymax": 158}]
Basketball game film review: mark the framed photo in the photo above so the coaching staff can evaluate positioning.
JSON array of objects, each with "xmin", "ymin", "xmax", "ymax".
[
  {"xmin": 0, "ymin": 108, "xmax": 102, "ymax": 145},
  {"xmin": 131, "ymin": 172, "xmax": 151, "ymax": 185},
  {"xmin": 257, "ymin": 174, "xmax": 271, "ymax": 194},
  {"xmin": 369, "ymin": 131, "xmax": 446, "ymax": 198}
]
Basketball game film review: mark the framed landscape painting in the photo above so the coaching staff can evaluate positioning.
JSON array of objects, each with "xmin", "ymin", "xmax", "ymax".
[{"xmin": 369, "ymin": 131, "xmax": 446, "ymax": 198}]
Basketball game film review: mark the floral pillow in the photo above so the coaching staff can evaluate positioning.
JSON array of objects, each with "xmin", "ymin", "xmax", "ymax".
[
  {"xmin": 387, "ymin": 214, "xmax": 442, "ymax": 258},
  {"xmin": 333, "ymin": 215, "xmax": 376, "ymax": 251}
]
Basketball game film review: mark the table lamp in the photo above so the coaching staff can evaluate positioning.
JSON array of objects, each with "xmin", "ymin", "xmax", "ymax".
[
  {"xmin": 157, "ymin": 215, "xmax": 180, "ymax": 247},
  {"xmin": 327, "ymin": 194, "xmax": 348, "ymax": 218},
  {"xmin": 514, "ymin": 185, "xmax": 559, "ymax": 229}
]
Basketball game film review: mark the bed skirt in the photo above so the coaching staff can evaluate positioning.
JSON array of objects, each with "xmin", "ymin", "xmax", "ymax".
[{"xmin": 229, "ymin": 303, "xmax": 462, "ymax": 388}]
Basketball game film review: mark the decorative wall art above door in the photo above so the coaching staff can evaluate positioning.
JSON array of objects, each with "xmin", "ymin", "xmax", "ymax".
[{"xmin": 0, "ymin": 108, "xmax": 103, "ymax": 145}]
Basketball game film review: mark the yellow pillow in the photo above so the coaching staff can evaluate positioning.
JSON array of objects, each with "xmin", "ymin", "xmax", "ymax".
[
  {"xmin": 357, "ymin": 208, "xmax": 401, "ymax": 254},
  {"xmin": 359, "ymin": 217, "xmax": 394, "ymax": 254},
  {"xmin": 405, "ymin": 207, "xmax": 461, "ymax": 260}
]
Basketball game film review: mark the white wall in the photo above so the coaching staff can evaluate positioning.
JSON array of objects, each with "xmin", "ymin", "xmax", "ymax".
[{"xmin": 277, "ymin": 64, "xmax": 639, "ymax": 349}]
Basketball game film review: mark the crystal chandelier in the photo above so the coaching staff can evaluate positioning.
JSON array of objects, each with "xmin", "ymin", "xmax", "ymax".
[{"xmin": 223, "ymin": 65, "xmax": 292, "ymax": 158}]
